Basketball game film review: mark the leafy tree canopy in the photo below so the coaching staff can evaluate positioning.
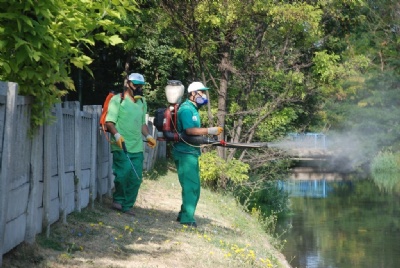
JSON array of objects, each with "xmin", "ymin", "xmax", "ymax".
[{"xmin": 0, "ymin": 0, "xmax": 137, "ymax": 131}]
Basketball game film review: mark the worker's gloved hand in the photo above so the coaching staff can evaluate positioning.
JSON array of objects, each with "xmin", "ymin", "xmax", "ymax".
[
  {"xmin": 114, "ymin": 133, "xmax": 125, "ymax": 150},
  {"xmin": 146, "ymin": 135, "xmax": 157, "ymax": 149},
  {"xmin": 207, "ymin": 127, "xmax": 223, "ymax": 135}
]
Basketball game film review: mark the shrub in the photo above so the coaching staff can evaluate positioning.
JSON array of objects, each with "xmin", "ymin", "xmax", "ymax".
[
  {"xmin": 199, "ymin": 151, "xmax": 250, "ymax": 190},
  {"xmin": 370, "ymin": 151, "xmax": 400, "ymax": 193},
  {"xmin": 235, "ymin": 180, "xmax": 290, "ymax": 219},
  {"xmin": 233, "ymin": 159, "xmax": 292, "ymax": 219},
  {"xmin": 370, "ymin": 151, "xmax": 400, "ymax": 172}
]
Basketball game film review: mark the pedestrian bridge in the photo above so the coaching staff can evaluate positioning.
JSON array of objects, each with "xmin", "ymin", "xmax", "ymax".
[{"xmin": 275, "ymin": 133, "xmax": 352, "ymax": 198}]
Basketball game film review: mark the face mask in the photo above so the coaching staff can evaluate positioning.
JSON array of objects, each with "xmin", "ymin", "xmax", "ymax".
[
  {"xmin": 195, "ymin": 93, "xmax": 208, "ymax": 107},
  {"xmin": 135, "ymin": 87, "xmax": 143, "ymax": 96},
  {"xmin": 130, "ymin": 83, "xmax": 143, "ymax": 96}
]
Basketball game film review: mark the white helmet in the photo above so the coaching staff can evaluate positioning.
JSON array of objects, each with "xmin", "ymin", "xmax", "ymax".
[{"xmin": 187, "ymin": 82, "xmax": 209, "ymax": 93}]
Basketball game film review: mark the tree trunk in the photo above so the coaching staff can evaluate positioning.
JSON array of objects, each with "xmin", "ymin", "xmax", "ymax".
[{"xmin": 216, "ymin": 50, "xmax": 230, "ymax": 159}]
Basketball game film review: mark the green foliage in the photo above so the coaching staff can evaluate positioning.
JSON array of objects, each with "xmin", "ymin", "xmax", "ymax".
[
  {"xmin": 308, "ymin": 0, "xmax": 400, "ymax": 164},
  {"xmin": 233, "ymin": 159, "xmax": 292, "ymax": 219},
  {"xmin": 256, "ymin": 107, "xmax": 299, "ymax": 141},
  {"xmin": 199, "ymin": 151, "xmax": 250, "ymax": 190},
  {"xmin": 371, "ymin": 151, "xmax": 400, "ymax": 193},
  {"xmin": 325, "ymin": 70, "xmax": 400, "ymax": 164},
  {"xmin": 235, "ymin": 180, "xmax": 290, "ymax": 219},
  {"xmin": 268, "ymin": 1, "xmax": 323, "ymax": 43},
  {"xmin": 371, "ymin": 151, "xmax": 400, "ymax": 172},
  {"xmin": 312, "ymin": 51, "xmax": 341, "ymax": 83},
  {"xmin": 0, "ymin": 0, "xmax": 136, "ymax": 131},
  {"xmin": 217, "ymin": 0, "xmax": 330, "ymax": 144},
  {"xmin": 119, "ymin": 4, "xmax": 190, "ymax": 114}
]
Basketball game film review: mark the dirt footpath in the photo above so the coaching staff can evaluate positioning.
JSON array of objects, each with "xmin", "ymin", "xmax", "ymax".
[{"xmin": 2, "ymin": 171, "xmax": 291, "ymax": 268}]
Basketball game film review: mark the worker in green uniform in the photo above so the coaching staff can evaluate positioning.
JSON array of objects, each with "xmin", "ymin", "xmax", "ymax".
[
  {"xmin": 105, "ymin": 73, "xmax": 157, "ymax": 216},
  {"xmin": 173, "ymin": 81, "xmax": 223, "ymax": 227}
]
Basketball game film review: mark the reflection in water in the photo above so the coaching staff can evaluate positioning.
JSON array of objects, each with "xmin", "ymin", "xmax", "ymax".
[
  {"xmin": 371, "ymin": 171, "xmax": 400, "ymax": 193},
  {"xmin": 277, "ymin": 172, "xmax": 400, "ymax": 268},
  {"xmin": 278, "ymin": 180, "xmax": 332, "ymax": 198}
]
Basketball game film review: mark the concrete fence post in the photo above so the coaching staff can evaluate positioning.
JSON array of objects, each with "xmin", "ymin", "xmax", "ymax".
[
  {"xmin": 43, "ymin": 121, "xmax": 52, "ymax": 238},
  {"xmin": 72, "ymin": 102, "xmax": 82, "ymax": 212},
  {"xmin": 0, "ymin": 82, "xmax": 17, "ymax": 265},
  {"xmin": 56, "ymin": 104, "xmax": 67, "ymax": 224},
  {"xmin": 83, "ymin": 105, "xmax": 100, "ymax": 209},
  {"xmin": 25, "ymin": 126, "xmax": 43, "ymax": 244}
]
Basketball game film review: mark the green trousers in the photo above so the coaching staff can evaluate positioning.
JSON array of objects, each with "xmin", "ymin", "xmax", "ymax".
[
  {"xmin": 112, "ymin": 150, "xmax": 143, "ymax": 212},
  {"xmin": 174, "ymin": 151, "xmax": 201, "ymax": 224}
]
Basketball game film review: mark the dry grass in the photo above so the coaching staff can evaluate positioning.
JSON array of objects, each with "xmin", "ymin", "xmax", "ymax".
[{"xmin": 2, "ymin": 169, "xmax": 291, "ymax": 268}]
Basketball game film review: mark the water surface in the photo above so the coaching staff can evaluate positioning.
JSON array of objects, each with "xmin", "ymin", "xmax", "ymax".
[{"xmin": 277, "ymin": 174, "xmax": 400, "ymax": 268}]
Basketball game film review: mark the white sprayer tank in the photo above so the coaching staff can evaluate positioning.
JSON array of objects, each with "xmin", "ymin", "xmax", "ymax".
[{"xmin": 165, "ymin": 80, "xmax": 184, "ymax": 105}]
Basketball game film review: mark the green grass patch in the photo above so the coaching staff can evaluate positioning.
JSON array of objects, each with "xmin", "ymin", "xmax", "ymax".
[
  {"xmin": 36, "ymin": 234, "xmax": 65, "ymax": 251},
  {"xmin": 68, "ymin": 208, "xmax": 104, "ymax": 223},
  {"xmin": 371, "ymin": 151, "xmax": 400, "ymax": 193}
]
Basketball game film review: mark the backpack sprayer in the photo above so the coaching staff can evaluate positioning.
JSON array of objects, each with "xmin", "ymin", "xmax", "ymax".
[
  {"xmin": 154, "ymin": 80, "xmax": 183, "ymax": 142},
  {"xmin": 154, "ymin": 80, "xmax": 218, "ymax": 146},
  {"xmin": 154, "ymin": 80, "xmax": 268, "ymax": 149}
]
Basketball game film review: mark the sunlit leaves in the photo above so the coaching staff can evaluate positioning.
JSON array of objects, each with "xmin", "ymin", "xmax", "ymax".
[
  {"xmin": 312, "ymin": 51, "xmax": 341, "ymax": 83},
  {"xmin": 0, "ymin": 0, "xmax": 138, "ymax": 130},
  {"xmin": 269, "ymin": 2, "xmax": 323, "ymax": 41},
  {"xmin": 258, "ymin": 108, "xmax": 299, "ymax": 140},
  {"xmin": 70, "ymin": 55, "xmax": 93, "ymax": 69},
  {"xmin": 106, "ymin": 35, "xmax": 124, "ymax": 46},
  {"xmin": 200, "ymin": 151, "xmax": 250, "ymax": 189}
]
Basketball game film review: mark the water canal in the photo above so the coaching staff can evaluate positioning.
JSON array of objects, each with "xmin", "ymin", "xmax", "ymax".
[{"xmin": 277, "ymin": 168, "xmax": 400, "ymax": 268}]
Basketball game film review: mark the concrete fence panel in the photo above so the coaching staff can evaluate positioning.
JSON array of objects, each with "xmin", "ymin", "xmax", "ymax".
[
  {"xmin": 0, "ymin": 81, "xmax": 161, "ymax": 265},
  {"xmin": 0, "ymin": 83, "xmax": 153, "ymax": 265}
]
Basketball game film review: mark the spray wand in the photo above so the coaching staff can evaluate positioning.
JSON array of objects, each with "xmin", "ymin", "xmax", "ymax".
[{"xmin": 121, "ymin": 142, "xmax": 140, "ymax": 180}]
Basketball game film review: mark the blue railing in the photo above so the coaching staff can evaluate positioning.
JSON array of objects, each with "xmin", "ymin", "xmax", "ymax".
[{"xmin": 278, "ymin": 180, "xmax": 331, "ymax": 198}]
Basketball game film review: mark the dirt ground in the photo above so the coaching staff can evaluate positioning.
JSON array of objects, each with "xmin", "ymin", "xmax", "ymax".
[{"xmin": 2, "ymin": 171, "xmax": 291, "ymax": 268}]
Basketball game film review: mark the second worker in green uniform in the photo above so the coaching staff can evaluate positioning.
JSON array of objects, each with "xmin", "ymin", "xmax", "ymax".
[{"xmin": 173, "ymin": 82, "xmax": 222, "ymax": 227}]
